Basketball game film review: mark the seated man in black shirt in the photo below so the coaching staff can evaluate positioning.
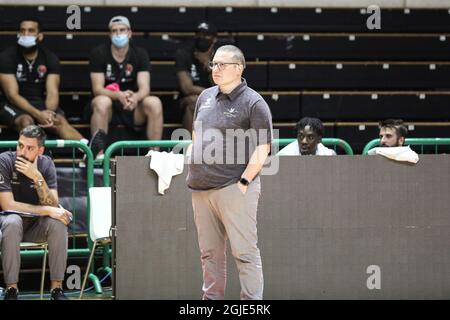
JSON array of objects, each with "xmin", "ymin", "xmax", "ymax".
[
  {"xmin": 87, "ymin": 16, "xmax": 163, "ymax": 160},
  {"xmin": 175, "ymin": 22, "xmax": 217, "ymax": 133},
  {"xmin": 0, "ymin": 18, "xmax": 86, "ymax": 142},
  {"xmin": 0, "ymin": 125, "xmax": 72, "ymax": 300}
]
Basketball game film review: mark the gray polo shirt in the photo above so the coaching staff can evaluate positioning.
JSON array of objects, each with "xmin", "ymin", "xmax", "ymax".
[{"xmin": 187, "ymin": 79, "xmax": 273, "ymax": 191}]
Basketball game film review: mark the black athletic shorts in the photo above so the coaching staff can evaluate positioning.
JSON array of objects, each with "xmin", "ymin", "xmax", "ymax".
[
  {"xmin": 84, "ymin": 98, "xmax": 139, "ymax": 132},
  {"xmin": 0, "ymin": 99, "xmax": 64, "ymax": 127}
]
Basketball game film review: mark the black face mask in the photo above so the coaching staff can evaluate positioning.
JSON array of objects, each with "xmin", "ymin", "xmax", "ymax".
[{"xmin": 195, "ymin": 37, "xmax": 213, "ymax": 52}]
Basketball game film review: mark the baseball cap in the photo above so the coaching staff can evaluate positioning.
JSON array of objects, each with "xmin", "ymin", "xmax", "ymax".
[
  {"xmin": 109, "ymin": 16, "xmax": 131, "ymax": 29},
  {"xmin": 196, "ymin": 22, "xmax": 217, "ymax": 35}
]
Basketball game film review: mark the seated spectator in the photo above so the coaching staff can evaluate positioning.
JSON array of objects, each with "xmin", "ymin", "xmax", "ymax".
[
  {"xmin": 368, "ymin": 119, "xmax": 419, "ymax": 163},
  {"xmin": 277, "ymin": 117, "xmax": 336, "ymax": 156},
  {"xmin": 0, "ymin": 125, "xmax": 72, "ymax": 300},
  {"xmin": 86, "ymin": 16, "xmax": 163, "ymax": 160},
  {"xmin": 0, "ymin": 18, "xmax": 86, "ymax": 143},
  {"xmin": 378, "ymin": 119, "xmax": 407, "ymax": 147},
  {"xmin": 175, "ymin": 22, "xmax": 217, "ymax": 133}
]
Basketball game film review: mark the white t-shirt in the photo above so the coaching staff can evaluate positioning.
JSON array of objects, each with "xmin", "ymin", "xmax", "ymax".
[
  {"xmin": 277, "ymin": 141, "xmax": 336, "ymax": 156},
  {"xmin": 367, "ymin": 146, "xmax": 419, "ymax": 164}
]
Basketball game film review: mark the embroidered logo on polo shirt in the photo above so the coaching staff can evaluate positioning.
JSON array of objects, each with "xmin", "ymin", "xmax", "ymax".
[
  {"xmin": 37, "ymin": 65, "xmax": 47, "ymax": 78},
  {"xmin": 125, "ymin": 64, "xmax": 133, "ymax": 77},
  {"xmin": 224, "ymin": 107, "xmax": 238, "ymax": 118},
  {"xmin": 106, "ymin": 64, "xmax": 113, "ymax": 79},
  {"xmin": 16, "ymin": 64, "xmax": 25, "ymax": 81},
  {"xmin": 198, "ymin": 98, "xmax": 212, "ymax": 111},
  {"xmin": 190, "ymin": 64, "xmax": 200, "ymax": 81}
]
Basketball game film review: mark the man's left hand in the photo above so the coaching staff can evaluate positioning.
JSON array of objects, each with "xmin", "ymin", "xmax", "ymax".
[
  {"xmin": 15, "ymin": 156, "xmax": 40, "ymax": 181},
  {"xmin": 125, "ymin": 92, "xmax": 139, "ymax": 111},
  {"xmin": 237, "ymin": 182, "xmax": 248, "ymax": 195}
]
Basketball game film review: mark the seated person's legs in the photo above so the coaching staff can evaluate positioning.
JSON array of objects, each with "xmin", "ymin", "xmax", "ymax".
[
  {"xmin": 134, "ymin": 95, "xmax": 163, "ymax": 142},
  {"xmin": 89, "ymin": 95, "xmax": 113, "ymax": 159},
  {"xmin": 38, "ymin": 111, "xmax": 84, "ymax": 141},
  {"xmin": 0, "ymin": 214, "xmax": 24, "ymax": 295},
  {"xmin": 23, "ymin": 216, "xmax": 68, "ymax": 294},
  {"xmin": 14, "ymin": 114, "xmax": 35, "ymax": 132},
  {"xmin": 180, "ymin": 95, "xmax": 198, "ymax": 133},
  {"xmin": 0, "ymin": 101, "xmax": 34, "ymax": 132}
]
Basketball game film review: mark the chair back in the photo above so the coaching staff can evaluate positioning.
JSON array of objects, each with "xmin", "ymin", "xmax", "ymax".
[{"xmin": 88, "ymin": 187, "xmax": 112, "ymax": 241}]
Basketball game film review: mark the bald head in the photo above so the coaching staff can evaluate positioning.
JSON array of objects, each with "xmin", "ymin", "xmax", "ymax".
[{"xmin": 215, "ymin": 45, "xmax": 246, "ymax": 69}]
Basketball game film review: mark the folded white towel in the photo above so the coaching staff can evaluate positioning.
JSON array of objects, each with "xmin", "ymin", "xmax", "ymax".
[
  {"xmin": 146, "ymin": 151, "xmax": 185, "ymax": 194},
  {"xmin": 368, "ymin": 146, "xmax": 419, "ymax": 164}
]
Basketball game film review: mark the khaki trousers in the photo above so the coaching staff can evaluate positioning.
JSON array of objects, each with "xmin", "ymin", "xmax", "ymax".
[{"xmin": 192, "ymin": 177, "xmax": 263, "ymax": 300}]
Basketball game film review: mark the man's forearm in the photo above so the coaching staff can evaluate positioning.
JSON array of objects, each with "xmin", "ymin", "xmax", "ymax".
[
  {"xmin": 45, "ymin": 94, "xmax": 59, "ymax": 111},
  {"xmin": 242, "ymin": 144, "xmax": 271, "ymax": 182},
  {"xmin": 93, "ymin": 88, "xmax": 121, "ymax": 101},
  {"xmin": 185, "ymin": 85, "xmax": 205, "ymax": 96},
  {"xmin": 1, "ymin": 199, "xmax": 51, "ymax": 216},
  {"xmin": 33, "ymin": 174, "xmax": 59, "ymax": 207},
  {"xmin": 7, "ymin": 94, "xmax": 40, "ymax": 117},
  {"xmin": 134, "ymin": 87, "xmax": 150, "ymax": 102}
]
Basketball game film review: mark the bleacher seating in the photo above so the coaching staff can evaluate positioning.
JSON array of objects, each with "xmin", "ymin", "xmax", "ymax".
[{"xmin": 1, "ymin": 5, "xmax": 449, "ymax": 153}]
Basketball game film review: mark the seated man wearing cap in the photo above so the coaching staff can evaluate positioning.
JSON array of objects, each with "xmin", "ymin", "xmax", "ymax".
[
  {"xmin": 175, "ymin": 22, "xmax": 217, "ymax": 133},
  {"xmin": 86, "ymin": 16, "xmax": 163, "ymax": 160}
]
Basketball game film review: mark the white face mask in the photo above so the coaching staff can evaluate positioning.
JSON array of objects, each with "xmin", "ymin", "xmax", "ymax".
[
  {"xmin": 111, "ymin": 34, "xmax": 129, "ymax": 48},
  {"xmin": 17, "ymin": 35, "xmax": 37, "ymax": 48}
]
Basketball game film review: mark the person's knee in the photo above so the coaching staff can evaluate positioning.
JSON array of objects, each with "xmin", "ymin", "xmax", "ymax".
[
  {"xmin": 14, "ymin": 115, "xmax": 34, "ymax": 131},
  {"xmin": 232, "ymin": 247, "xmax": 261, "ymax": 264},
  {"xmin": 187, "ymin": 95, "xmax": 198, "ymax": 107},
  {"xmin": 200, "ymin": 248, "xmax": 217, "ymax": 261},
  {"xmin": 91, "ymin": 96, "xmax": 112, "ymax": 116},
  {"xmin": 2, "ymin": 215, "xmax": 23, "ymax": 234},
  {"xmin": 142, "ymin": 96, "xmax": 163, "ymax": 117},
  {"xmin": 182, "ymin": 95, "xmax": 198, "ymax": 114},
  {"xmin": 47, "ymin": 218, "xmax": 68, "ymax": 237},
  {"xmin": 54, "ymin": 114, "xmax": 69, "ymax": 128}
]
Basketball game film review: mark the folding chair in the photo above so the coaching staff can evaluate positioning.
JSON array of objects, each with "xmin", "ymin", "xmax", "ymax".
[
  {"xmin": 19, "ymin": 241, "xmax": 48, "ymax": 300},
  {"xmin": 79, "ymin": 187, "xmax": 112, "ymax": 299}
]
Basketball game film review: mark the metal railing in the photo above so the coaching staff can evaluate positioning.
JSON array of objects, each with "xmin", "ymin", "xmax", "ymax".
[
  {"xmin": 0, "ymin": 140, "xmax": 94, "ymax": 258},
  {"xmin": 275, "ymin": 138, "xmax": 354, "ymax": 155},
  {"xmin": 362, "ymin": 138, "xmax": 450, "ymax": 155},
  {"xmin": 102, "ymin": 138, "xmax": 353, "ymax": 186}
]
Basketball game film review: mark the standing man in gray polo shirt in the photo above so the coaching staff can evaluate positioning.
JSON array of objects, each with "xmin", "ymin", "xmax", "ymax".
[{"xmin": 187, "ymin": 45, "xmax": 273, "ymax": 300}]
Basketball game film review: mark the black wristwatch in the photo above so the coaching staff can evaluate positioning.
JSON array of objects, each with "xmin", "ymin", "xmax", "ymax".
[{"xmin": 239, "ymin": 177, "xmax": 250, "ymax": 186}]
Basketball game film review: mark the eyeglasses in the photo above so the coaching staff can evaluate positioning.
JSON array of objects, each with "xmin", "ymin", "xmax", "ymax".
[{"xmin": 208, "ymin": 61, "xmax": 240, "ymax": 71}]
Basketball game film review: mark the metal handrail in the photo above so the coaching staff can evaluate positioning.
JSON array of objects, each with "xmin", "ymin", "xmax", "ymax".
[
  {"xmin": 362, "ymin": 138, "xmax": 450, "ymax": 155},
  {"xmin": 102, "ymin": 138, "xmax": 353, "ymax": 186},
  {"xmin": 0, "ymin": 140, "xmax": 94, "ymax": 257}
]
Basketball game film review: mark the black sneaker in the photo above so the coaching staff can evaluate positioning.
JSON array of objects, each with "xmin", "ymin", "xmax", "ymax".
[
  {"xmin": 3, "ymin": 287, "xmax": 18, "ymax": 300},
  {"xmin": 89, "ymin": 129, "xmax": 107, "ymax": 161},
  {"xmin": 50, "ymin": 287, "xmax": 68, "ymax": 300}
]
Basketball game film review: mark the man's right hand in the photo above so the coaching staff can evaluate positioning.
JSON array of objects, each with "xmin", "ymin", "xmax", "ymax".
[
  {"xmin": 35, "ymin": 110, "xmax": 55, "ymax": 128},
  {"xmin": 47, "ymin": 206, "xmax": 73, "ymax": 225},
  {"xmin": 117, "ymin": 91, "xmax": 132, "ymax": 110}
]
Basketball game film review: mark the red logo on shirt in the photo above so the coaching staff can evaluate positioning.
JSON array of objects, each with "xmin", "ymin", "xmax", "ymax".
[
  {"xmin": 37, "ymin": 65, "xmax": 47, "ymax": 78},
  {"xmin": 125, "ymin": 64, "xmax": 133, "ymax": 77}
]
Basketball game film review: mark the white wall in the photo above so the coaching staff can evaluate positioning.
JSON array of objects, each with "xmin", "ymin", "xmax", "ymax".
[{"xmin": 0, "ymin": 0, "xmax": 448, "ymax": 8}]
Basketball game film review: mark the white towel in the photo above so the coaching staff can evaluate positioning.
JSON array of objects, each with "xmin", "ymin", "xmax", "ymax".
[
  {"xmin": 146, "ymin": 151, "xmax": 185, "ymax": 195},
  {"xmin": 368, "ymin": 146, "xmax": 419, "ymax": 164}
]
